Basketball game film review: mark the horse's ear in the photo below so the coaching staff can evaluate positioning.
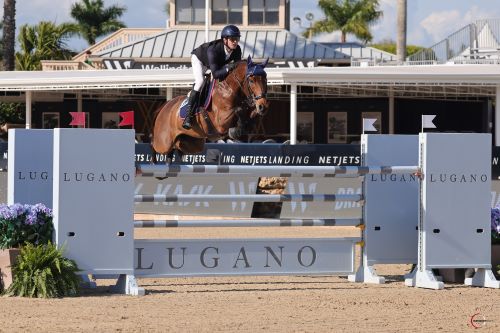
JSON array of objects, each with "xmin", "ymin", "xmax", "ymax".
[
  {"xmin": 247, "ymin": 55, "xmax": 253, "ymax": 66},
  {"xmin": 262, "ymin": 57, "xmax": 269, "ymax": 68}
]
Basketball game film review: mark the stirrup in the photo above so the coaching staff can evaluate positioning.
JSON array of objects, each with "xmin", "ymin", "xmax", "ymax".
[
  {"xmin": 182, "ymin": 117, "xmax": 193, "ymax": 130},
  {"xmin": 182, "ymin": 116, "xmax": 193, "ymax": 130}
]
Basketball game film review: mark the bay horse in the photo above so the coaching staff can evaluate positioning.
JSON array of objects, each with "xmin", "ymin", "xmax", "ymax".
[{"xmin": 151, "ymin": 56, "xmax": 269, "ymax": 163}]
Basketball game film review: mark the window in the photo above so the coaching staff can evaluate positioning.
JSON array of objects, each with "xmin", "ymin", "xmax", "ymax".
[
  {"xmin": 249, "ymin": 0, "xmax": 279, "ymax": 25},
  {"xmin": 102, "ymin": 112, "xmax": 120, "ymax": 129},
  {"xmin": 297, "ymin": 112, "xmax": 314, "ymax": 143},
  {"xmin": 327, "ymin": 112, "xmax": 347, "ymax": 144},
  {"xmin": 212, "ymin": 0, "xmax": 243, "ymax": 25},
  {"xmin": 42, "ymin": 113, "xmax": 60, "ymax": 129},
  {"xmin": 176, "ymin": 0, "xmax": 205, "ymax": 24}
]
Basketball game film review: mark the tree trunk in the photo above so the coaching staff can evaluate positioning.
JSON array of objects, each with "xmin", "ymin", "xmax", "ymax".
[
  {"xmin": 341, "ymin": 32, "xmax": 346, "ymax": 43},
  {"xmin": 2, "ymin": 0, "xmax": 16, "ymax": 71},
  {"xmin": 396, "ymin": 0, "xmax": 407, "ymax": 63}
]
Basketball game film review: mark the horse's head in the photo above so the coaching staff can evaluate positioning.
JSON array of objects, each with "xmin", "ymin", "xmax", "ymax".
[{"xmin": 244, "ymin": 56, "xmax": 269, "ymax": 118}]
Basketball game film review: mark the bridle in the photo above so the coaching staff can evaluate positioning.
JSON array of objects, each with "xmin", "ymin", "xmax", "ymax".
[{"xmin": 230, "ymin": 63, "xmax": 268, "ymax": 108}]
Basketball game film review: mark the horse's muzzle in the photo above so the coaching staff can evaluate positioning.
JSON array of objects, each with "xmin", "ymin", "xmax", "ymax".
[{"xmin": 254, "ymin": 100, "xmax": 269, "ymax": 116}]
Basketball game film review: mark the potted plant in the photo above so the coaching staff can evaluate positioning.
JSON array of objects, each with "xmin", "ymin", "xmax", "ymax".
[
  {"xmin": 5, "ymin": 242, "xmax": 81, "ymax": 298},
  {"xmin": 0, "ymin": 203, "xmax": 53, "ymax": 291}
]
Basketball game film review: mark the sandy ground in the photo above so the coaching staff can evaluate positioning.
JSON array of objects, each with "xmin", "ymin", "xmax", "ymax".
[{"xmin": 1, "ymin": 215, "xmax": 499, "ymax": 333}]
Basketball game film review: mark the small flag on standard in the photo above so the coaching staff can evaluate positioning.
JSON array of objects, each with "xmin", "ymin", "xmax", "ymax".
[
  {"xmin": 422, "ymin": 115, "xmax": 436, "ymax": 129},
  {"xmin": 363, "ymin": 118, "xmax": 377, "ymax": 133},
  {"xmin": 69, "ymin": 112, "xmax": 86, "ymax": 126}
]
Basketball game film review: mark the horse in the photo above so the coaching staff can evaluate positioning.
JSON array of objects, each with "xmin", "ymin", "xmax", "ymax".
[{"xmin": 151, "ymin": 55, "xmax": 269, "ymax": 163}]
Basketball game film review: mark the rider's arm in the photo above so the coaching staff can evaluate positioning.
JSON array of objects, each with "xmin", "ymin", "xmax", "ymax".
[{"xmin": 207, "ymin": 46, "xmax": 230, "ymax": 80}]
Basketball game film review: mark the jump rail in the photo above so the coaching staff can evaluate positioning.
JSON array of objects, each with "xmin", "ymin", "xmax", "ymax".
[
  {"xmin": 134, "ymin": 218, "xmax": 362, "ymax": 228},
  {"xmin": 137, "ymin": 164, "xmax": 420, "ymax": 178},
  {"xmin": 134, "ymin": 194, "xmax": 364, "ymax": 203}
]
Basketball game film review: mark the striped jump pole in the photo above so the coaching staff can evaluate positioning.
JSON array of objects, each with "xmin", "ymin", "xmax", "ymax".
[
  {"xmin": 134, "ymin": 218, "xmax": 362, "ymax": 228},
  {"xmin": 134, "ymin": 193, "xmax": 364, "ymax": 203},
  {"xmin": 137, "ymin": 164, "xmax": 420, "ymax": 178}
]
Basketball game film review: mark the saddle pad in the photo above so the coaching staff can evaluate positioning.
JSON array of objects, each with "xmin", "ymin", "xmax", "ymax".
[
  {"xmin": 179, "ymin": 80, "xmax": 216, "ymax": 119},
  {"xmin": 179, "ymin": 97, "xmax": 191, "ymax": 119}
]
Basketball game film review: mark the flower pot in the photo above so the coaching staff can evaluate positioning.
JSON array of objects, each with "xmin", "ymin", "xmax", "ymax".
[
  {"xmin": 0, "ymin": 248, "xmax": 20, "ymax": 291},
  {"xmin": 437, "ymin": 244, "xmax": 500, "ymax": 283}
]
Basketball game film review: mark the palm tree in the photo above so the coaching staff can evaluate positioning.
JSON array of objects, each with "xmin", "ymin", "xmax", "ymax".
[
  {"xmin": 2, "ymin": 0, "xmax": 16, "ymax": 70},
  {"xmin": 396, "ymin": 0, "xmax": 407, "ymax": 62},
  {"xmin": 0, "ymin": 21, "xmax": 4, "ymax": 63},
  {"xmin": 70, "ymin": 0, "xmax": 127, "ymax": 46},
  {"xmin": 307, "ymin": 0, "xmax": 382, "ymax": 43},
  {"xmin": 16, "ymin": 21, "xmax": 78, "ymax": 70}
]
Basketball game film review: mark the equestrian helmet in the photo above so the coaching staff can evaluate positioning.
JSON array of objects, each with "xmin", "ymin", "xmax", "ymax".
[{"xmin": 221, "ymin": 25, "xmax": 241, "ymax": 38}]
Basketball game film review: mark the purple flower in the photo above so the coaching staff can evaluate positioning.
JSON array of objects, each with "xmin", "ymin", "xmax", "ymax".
[
  {"xmin": 0, "ymin": 203, "xmax": 54, "ymax": 249},
  {"xmin": 491, "ymin": 207, "xmax": 500, "ymax": 244}
]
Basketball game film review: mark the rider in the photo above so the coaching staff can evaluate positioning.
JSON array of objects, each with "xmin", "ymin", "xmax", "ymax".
[{"xmin": 182, "ymin": 25, "xmax": 242, "ymax": 130}]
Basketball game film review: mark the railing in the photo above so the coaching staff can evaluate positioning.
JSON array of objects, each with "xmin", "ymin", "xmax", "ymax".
[
  {"xmin": 408, "ymin": 19, "xmax": 500, "ymax": 64},
  {"xmin": 40, "ymin": 61, "xmax": 94, "ymax": 71},
  {"xmin": 408, "ymin": 24, "xmax": 474, "ymax": 62},
  {"xmin": 72, "ymin": 28, "xmax": 165, "ymax": 62},
  {"xmin": 40, "ymin": 60, "xmax": 107, "ymax": 71}
]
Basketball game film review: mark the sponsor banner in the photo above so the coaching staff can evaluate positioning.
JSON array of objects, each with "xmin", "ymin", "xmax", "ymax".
[
  {"xmin": 0, "ymin": 142, "xmax": 497, "ymax": 169},
  {"xmin": 492, "ymin": 146, "xmax": 500, "ymax": 179},
  {"xmin": 103, "ymin": 59, "xmax": 190, "ymax": 70},
  {"xmin": 135, "ymin": 143, "xmax": 360, "ymax": 166}
]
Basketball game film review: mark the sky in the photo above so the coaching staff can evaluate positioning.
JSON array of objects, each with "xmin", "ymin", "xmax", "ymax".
[{"xmin": 1, "ymin": 0, "xmax": 499, "ymax": 52}]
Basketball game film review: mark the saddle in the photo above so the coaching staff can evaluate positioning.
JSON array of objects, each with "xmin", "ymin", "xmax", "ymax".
[{"xmin": 179, "ymin": 75, "xmax": 216, "ymax": 119}]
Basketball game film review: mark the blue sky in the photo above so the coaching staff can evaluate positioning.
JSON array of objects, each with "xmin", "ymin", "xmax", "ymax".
[{"xmin": 1, "ymin": 0, "xmax": 499, "ymax": 51}]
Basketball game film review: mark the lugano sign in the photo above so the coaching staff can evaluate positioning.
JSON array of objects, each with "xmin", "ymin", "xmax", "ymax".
[{"xmin": 134, "ymin": 238, "xmax": 357, "ymax": 277}]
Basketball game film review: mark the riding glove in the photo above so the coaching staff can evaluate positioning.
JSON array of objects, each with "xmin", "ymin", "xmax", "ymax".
[{"xmin": 226, "ymin": 62, "xmax": 237, "ymax": 72}]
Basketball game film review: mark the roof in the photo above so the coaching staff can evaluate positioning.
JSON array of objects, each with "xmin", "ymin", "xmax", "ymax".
[
  {"xmin": 96, "ymin": 28, "xmax": 350, "ymax": 62},
  {"xmin": 1, "ymin": 64, "xmax": 500, "ymax": 91},
  {"xmin": 320, "ymin": 42, "xmax": 396, "ymax": 61}
]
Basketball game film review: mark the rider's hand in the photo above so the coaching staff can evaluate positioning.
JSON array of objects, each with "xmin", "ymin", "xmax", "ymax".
[{"xmin": 226, "ymin": 62, "xmax": 237, "ymax": 72}]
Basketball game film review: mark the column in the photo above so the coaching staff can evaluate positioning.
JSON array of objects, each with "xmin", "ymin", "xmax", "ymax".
[{"xmin": 290, "ymin": 84, "xmax": 297, "ymax": 144}]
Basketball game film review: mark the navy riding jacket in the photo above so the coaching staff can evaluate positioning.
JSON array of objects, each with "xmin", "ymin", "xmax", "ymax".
[{"xmin": 192, "ymin": 39, "xmax": 242, "ymax": 80}]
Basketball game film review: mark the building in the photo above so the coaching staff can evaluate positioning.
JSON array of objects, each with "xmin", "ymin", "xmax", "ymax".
[{"xmin": 2, "ymin": 2, "xmax": 500, "ymax": 145}]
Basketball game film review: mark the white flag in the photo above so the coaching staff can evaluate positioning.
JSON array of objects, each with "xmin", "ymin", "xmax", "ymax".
[
  {"xmin": 363, "ymin": 118, "xmax": 377, "ymax": 132},
  {"xmin": 422, "ymin": 115, "xmax": 436, "ymax": 129}
]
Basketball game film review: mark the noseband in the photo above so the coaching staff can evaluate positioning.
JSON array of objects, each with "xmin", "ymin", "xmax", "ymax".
[{"xmin": 245, "ymin": 74, "xmax": 267, "ymax": 103}]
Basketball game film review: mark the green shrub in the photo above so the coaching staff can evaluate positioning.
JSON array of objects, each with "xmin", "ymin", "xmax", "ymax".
[
  {"xmin": 0, "ymin": 102, "xmax": 25, "ymax": 124},
  {"xmin": 5, "ymin": 242, "xmax": 81, "ymax": 298}
]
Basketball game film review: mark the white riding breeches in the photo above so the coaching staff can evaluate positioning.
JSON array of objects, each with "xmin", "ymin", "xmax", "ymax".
[{"xmin": 191, "ymin": 54, "xmax": 206, "ymax": 92}]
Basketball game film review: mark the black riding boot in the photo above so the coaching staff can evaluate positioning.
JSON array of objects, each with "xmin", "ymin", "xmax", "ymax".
[{"xmin": 182, "ymin": 90, "xmax": 200, "ymax": 130}]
